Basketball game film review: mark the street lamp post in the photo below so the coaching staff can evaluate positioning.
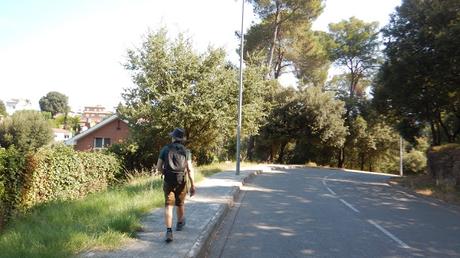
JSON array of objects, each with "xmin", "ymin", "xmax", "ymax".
[
  {"xmin": 400, "ymin": 136, "xmax": 404, "ymax": 177},
  {"xmin": 236, "ymin": 0, "xmax": 245, "ymax": 175}
]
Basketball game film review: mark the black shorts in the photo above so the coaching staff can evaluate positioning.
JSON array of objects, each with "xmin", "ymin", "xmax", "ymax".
[{"xmin": 163, "ymin": 181, "xmax": 187, "ymax": 206}]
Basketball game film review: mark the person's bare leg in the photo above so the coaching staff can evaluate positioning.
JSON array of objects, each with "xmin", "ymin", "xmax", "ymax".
[
  {"xmin": 176, "ymin": 205, "xmax": 185, "ymax": 222},
  {"xmin": 165, "ymin": 205, "xmax": 174, "ymax": 228}
]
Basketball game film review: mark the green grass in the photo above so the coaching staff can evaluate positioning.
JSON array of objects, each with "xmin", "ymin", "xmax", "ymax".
[
  {"xmin": 0, "ymin": 176, "xmax": 164, "ymax": 258},
  {"xmin": 0, "ymin": 161, "xmax": 254, "ymax": 257},
  {"xmin": 194, "ymin": 161, "xmax": 254, "ymax": 181}
]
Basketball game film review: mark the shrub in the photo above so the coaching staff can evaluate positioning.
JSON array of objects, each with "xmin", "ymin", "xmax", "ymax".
[
  {"xmin": 20, "ymin": 145, "xmax": 121, "ymax": 211},
  {"xmin": 0, "ymin": 110, "xmax": 52, "ymax": 153},
  {"xmin": 403, "ymin": 149, "xmax": 427, "ymax": 174},
  {"xmin": 108, "ymin": 142, "xmax": 142, "ymax": 173},
  {"xmin": 0, "ymin": 147, "xmax": 26, "ymax": 224}
]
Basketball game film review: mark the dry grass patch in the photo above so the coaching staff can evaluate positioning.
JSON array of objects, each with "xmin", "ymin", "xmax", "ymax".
[{"xmin": 389, "ymin": 174, "xmax": 460, "ymax": 206}]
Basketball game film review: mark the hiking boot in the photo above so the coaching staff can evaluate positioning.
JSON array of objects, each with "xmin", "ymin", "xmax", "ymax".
[
  {"xmin": 165, "ymin": 230, "xmax": 173, "ymax": 243},
  {"xmin": 176, "ymin": 218, "xmax": 186, "ymax": 231}
]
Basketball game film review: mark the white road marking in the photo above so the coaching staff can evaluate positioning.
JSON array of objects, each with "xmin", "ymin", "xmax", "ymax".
[
  {"xmin": 396, "ymin": 190, "xmax": 416, "ymax": 199},
  {"xmin": 368, "ymin": 219, "xmax": 411, "ymax": 249},
  {"xmin": 339, "ymin": 199, "xmax": 360, "ymax": 213},
  {"xmin": 326, "ymin": 187, "xmax": 336, "ymax": 195},
  {"xmin": 322, "ymin": 176, "xmax": 336, "ymax": 195},
  {"xmin": 322, "ymin": 173, "xmax": 411, "ymax": 250},
  {"xmin": 322, "ymin": 177, "xmax": 329, "ymax": 187},
  {"xmin": 326, "ymin": 178, "xmax": 390, "ymax": 187}
]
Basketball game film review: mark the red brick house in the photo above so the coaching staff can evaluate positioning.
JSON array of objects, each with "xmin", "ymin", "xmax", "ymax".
[{"xmin": 65, "ymin": 115, "xmax": 129, "ymax": 151}]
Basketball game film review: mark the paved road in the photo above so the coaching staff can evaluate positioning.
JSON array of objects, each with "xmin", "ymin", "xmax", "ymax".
[{"xmin": 205, "ymin": 167, "xmax": 460, "ymax": 258}]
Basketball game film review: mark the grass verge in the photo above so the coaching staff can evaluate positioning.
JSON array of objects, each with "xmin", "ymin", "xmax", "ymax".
[
  {"xmin": 389, "ymin": 174, "xmax": 460, "ymax": 206},
  {"xmin": 194, "ymin": 161, "xmax": 254, "ymax": 181},
  {"xmin": 0, "ymin": 161, "xmax": 252, "ymax": 258}
]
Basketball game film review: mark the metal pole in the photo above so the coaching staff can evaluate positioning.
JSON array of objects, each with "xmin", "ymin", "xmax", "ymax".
[
  {"xmin": 399, "ymin": 136, "xmax": 403, "ymax": 176},
  {"xmin": 236, "ymin": 0, "xmax": 244, "ymax": 175}
]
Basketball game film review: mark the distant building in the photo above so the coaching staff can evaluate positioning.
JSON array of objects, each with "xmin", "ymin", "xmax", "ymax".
[
  {"xmin": 52, "ymin": 128, "xmax": 72, "ymax": 142},
  {"xmin": 65, "ymin": 114, "xmax": 129, "ymax": 151},
  {"xmin": 5, "ymin": 98, "xmax": 33, "ymax": 115},
  {"xmin": 78, "ymin": 105, "xmax": 113, "ymax": 129}
]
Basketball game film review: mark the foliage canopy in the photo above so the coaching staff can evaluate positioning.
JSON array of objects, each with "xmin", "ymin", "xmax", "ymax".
[
  {"xmin": 119, "ymin": 29, "xmax": 272, "ymax": 165},
  {"xmin": 39, "ymin": 91, "xmax": 69, "ymax": 117},
  {"xmin": 0, "ymin": 110, "xmax": 53, "ymax": 153}
]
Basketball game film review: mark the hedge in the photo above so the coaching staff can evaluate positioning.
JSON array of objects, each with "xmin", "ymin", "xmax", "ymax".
[
  {"xmin": 0, "ymin": 144, "xmax": 121, "ymax": 225},
  {"xmin": 20, "ymin": 145, "xmax": 121, "ymax": 210},
  {"xmin": 0, "ymin": 147, "xmax": 26, "ymax": 226}
]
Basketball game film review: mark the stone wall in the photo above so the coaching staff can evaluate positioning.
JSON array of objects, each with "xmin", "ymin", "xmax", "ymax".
[{"xmin": 427, "ymin": 144, "xmax": 460, "ymax": 187}]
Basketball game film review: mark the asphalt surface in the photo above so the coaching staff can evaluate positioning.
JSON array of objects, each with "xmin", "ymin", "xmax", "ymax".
[
  {"xmin": 80, "ymin": 166, "xmax": 269, "ymax": 258},
  {"xmin": 205, "ymin": 167, "xmax": 460, "ymax": 258}
]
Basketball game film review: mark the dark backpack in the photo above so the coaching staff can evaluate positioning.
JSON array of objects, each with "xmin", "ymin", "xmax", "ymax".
[{"xmin": 164, "ymin": 143, "xmax": 187, "ymax": 185}]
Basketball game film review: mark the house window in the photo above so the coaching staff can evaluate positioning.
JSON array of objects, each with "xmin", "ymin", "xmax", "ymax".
[
  {"xmin": 104, "ymin": 138, "xmax": 111, "ymax": 147},
  {"xmin": 94, "ymin": 137, "xmax": 111, "ymax": 149}
]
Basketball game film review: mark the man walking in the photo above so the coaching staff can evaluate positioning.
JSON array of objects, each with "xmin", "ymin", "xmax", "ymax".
[{"xmin": 156, "ymin": 128, "xmax": 196, "ymax": 243}]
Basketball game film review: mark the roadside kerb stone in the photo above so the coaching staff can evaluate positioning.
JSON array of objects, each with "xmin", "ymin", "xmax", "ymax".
[
  {"xmin": 80, "ymin": 165, "xmax": 271, "ymax": 258},
  {"xmin": 189, "ymin": 166, "xmax": 268, "ymax": 258}
]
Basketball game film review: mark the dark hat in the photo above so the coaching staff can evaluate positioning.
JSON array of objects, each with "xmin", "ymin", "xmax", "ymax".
[{"xmin": 169, "ymin": 128, "xmax": 186, "ymax": 141}]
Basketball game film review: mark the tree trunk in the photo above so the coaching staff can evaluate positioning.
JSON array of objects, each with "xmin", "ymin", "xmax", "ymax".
[
  {"xmin": 277, "ymin": 141, "xmax": 288, "ymax": 164},
  {"xmin": 437, "ymin": 113, "xmax": 455, "ymax": 143},
  {"xmin": 349, "ymin": 71, "xmax": 356, "ymax": 99},
  {"xmin": 269, "ymin": 144, "xmax": 275, "ymax": 163},
  {"xmin": 360, "ymin": 153, "xmax": 365, "ymax": 171},
  {"xmin": 338, "ymin": 147, "xmax": 345, "ymax": 168},
  {"xmin": 267, "ymin": 4, "xmax": 281, "ymax": 79},
  {"xmin": 430, "ymin": 121, "xmax": 440, "ymax": 146},
  {"xmin": 63, "ymin": 112, "xmax": 69, "ymax": 130}
]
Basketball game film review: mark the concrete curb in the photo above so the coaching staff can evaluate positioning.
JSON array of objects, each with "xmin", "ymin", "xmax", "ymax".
[
  {"xmin": 77, "ymin": 165, "xmax": 272, "ymax": 258},
  {"xmin": 187, "ymin": 167, "xmax": 269, "ymax": 258}
]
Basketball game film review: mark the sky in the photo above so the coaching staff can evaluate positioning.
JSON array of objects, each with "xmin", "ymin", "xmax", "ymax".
[{"xmin": 0, "ymin": 0, "xmax": 401, "ymax": 112}]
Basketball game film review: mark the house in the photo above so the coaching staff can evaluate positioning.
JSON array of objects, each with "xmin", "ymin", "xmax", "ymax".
[
  {"xmin": 80, "ymin": 105, "xmax": 112, "ymax": 127},
  {"xmin": 5, "ymin": 98, "xmax": 34, "ymax": 115},
  {"xmin": 65, "ymin": 114, "xmax": 129, "ymax": 151},
  {"xmin": 52, "ymin": 128, "xmax": 72, "ymax": 142}
]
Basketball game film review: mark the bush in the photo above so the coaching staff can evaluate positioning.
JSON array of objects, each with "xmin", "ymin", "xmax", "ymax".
[
  {"xmin": 0, "ymin": 147, "xmax": 26, "ymax": 224},
  {"xmin": 108, "ymin": 142, "xmax": 142, "ymax": 172},
  {"xmin": 20, "ymin": 145, "xmax": 121, "ymax": 211},
  {"xmin": 403, "ymin": 149, "xmax": 427, "ymax": 174},
  {"xmin": 0, "ymin": 110, "xmax": 52, "ymax": 153},
  {"xmin": 107, "ymin": 136, "xmax": 162, "ymax": 172}
]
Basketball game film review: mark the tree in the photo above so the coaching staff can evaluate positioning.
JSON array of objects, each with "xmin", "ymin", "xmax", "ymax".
[
  {"xmin": 54, "ymin": 114, "xmax": 81, "ymax": 133},
  {"xmin": 246, "ymin": 0, "xmax": 325, "ymax": 79},
  {"xmin": 119, "ymin": 29, "xmax": 271, "ymax": 166},
  {"xmin": 326, "ymin": 17, "xmax": 381, "ymax": 167},
  {"xmin": 289, "ymin": 30, "xmax": 331, "ymax": 86},
  {"xmin": 0, "ymin": 110, "xmax": 53, "ymax": 153},
  {"xmin": 39, "ymin": 91, "xmax": 69, "ymax": 117},
  {"xmin": 374, "ymin": 0, "xmax": 460, "ymax": 145},
  {"xmin": 328, "ymin": 17, "xmax": 380, "ymax": 102},
  {"xmin": 0, "ymin": 100, "xmax": 6, "ymax": 117},
  {"xmin": 255, "ymin": 86, "xmax": 347, "ymax": 163}
]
